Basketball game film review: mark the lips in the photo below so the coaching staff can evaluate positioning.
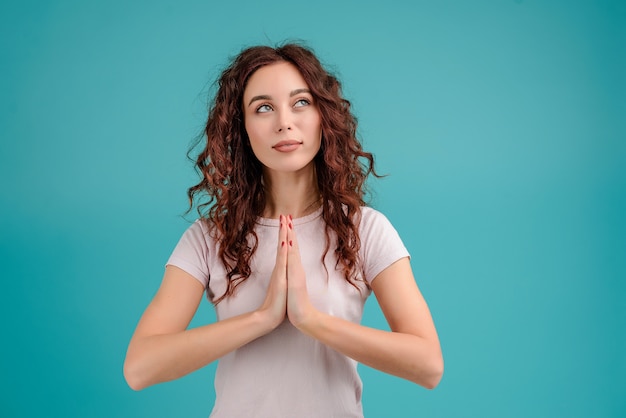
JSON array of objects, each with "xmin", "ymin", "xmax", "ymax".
[{"xmin": 272, "ymin": 140, "xmax": 302, "ymax": 152}]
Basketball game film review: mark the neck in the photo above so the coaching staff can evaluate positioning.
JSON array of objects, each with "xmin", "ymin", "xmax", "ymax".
[{"xmin": 262, "ymin": 167, "xmax": 321, "ymax": 219}]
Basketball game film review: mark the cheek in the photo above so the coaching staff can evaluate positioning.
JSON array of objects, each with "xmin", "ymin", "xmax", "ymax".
[
  {"xmin": 305, "ymin": 114, "xmax": 322, "ymax": 137},
  {"xmin": 245, "ymin": 119, "xmax": 266, "ymax": 145}
]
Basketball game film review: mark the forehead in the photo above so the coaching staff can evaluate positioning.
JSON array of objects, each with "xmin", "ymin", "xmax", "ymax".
[{"xmin": 244, "ymin": 61, "xmax": 309, "ymax": 97}]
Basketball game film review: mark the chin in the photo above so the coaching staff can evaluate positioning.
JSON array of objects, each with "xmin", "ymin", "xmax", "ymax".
[{"xmin": 264, "ymin": 159, "xmax": 316, "ymax": 175}]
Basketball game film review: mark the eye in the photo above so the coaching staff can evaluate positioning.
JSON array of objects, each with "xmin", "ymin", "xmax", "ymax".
[
  {"xmin": 294, "ymin": 98, "xmax": 311, "ymax": 108},
  {"xmin": 256, "ymin": 104, "xmax": 273, "ymax": 113}
]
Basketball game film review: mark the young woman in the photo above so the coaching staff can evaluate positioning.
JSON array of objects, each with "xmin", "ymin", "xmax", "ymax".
[{"xmin": 124, "ymin": 43, "xmax": 443, "ymax": 417}]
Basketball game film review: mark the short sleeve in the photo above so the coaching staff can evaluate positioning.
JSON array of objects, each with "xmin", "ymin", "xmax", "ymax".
[
  {"xmin": 359, "ymin": 207, "xmax": 410, "ymax": 284},
  {"xmin": 166, "ymin": 220, "xmax": 211, "ymax": 287}
]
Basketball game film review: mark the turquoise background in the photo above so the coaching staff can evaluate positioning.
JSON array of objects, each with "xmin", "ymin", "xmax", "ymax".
[{"xmin": 1, "ymin": 0, "xmax": 624, "ymax": 417}]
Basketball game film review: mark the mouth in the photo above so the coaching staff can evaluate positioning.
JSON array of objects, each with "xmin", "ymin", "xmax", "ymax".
[{"xmin": 272, "ymin": 140, "xmax": 303, "ymax": 152}]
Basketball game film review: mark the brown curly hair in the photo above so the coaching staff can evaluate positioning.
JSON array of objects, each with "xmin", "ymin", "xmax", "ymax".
[{"xmin": 188, "ymin": 43, "xmax": 378, "ymax": 303}]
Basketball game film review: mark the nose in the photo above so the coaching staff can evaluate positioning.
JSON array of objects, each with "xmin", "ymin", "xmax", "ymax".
[{"xmin": 275, "ymin": 108, "xmax": 292, "ymax": 132}]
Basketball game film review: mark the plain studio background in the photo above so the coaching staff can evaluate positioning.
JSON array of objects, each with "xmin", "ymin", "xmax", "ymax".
[{"xmin": 1, "ymin": 1, "xmax": 624, "ymax": 417}]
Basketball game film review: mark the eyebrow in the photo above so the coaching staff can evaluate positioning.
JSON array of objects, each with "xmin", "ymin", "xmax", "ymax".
[{"xmin": 247, "ymin": 88, "xmax": 312, "ymax": 107}]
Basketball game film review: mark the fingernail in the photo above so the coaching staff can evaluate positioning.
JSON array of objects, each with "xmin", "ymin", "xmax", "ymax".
[
  {"xmin": 288, "ymin": 222, "xmax": 292, "ymax": 230},
  {"xmin": 281, "ymin": 241, "xmax": 285, "ymax": 247},
  {"xmin": 288, "ymin": 214, "xmax": 292, "ymax": 221},
  {"xmin": 289, "ymin": 240, "xmax": 293, "ymax": 247}
]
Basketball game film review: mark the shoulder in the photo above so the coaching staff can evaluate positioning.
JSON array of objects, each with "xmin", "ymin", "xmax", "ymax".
[
  {"xmin": 166, "ymin": 218, "xmax": 218, "ymax": 287},
  {"xmin": 359, "ymin": 205, "xmax": 385, "ymax": 220},
  {"xmin": 357, "ymin": 206, "xmax": 410, "ymax": 282},
  {"xmin": 358, "ymin": 206, "xmax": 397, "ymax": 235},
  {"xmin": 176, "ymin": 218, "xmax": 215, "ymax": 247}
]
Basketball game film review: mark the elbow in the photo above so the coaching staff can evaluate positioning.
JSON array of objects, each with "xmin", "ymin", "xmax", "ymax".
[
  {"xmin": 423, "ymin": 353, "xmax": 444, "ymax": 390},
  {"xmin": 412, "ymin": 350, "xmax": 444, "ymax": 390},
  {"xmin": 123, "ymin": 357, "xmax": 147, "ymax": 391},
  {"xmin": 422, "ymin": 367, "xmax": 443, "ymax": 390}
]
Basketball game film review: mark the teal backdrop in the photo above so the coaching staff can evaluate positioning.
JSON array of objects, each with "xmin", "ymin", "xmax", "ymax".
[{"xmin": 1, "ymin": 0, "xmax": 624, "ymax": 417}]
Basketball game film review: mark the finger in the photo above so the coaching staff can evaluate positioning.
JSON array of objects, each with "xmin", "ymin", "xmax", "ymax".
[
  {"xmin": 276, "ymin": 214, "xmax": 289, "ymax": 264},
  {"xmin": 286, "ymin": 215, "xmax": 305, "ymax": 290},
  {"xmin": 287, "ymin": 214, "xmax": 300, "ymax": 253}
]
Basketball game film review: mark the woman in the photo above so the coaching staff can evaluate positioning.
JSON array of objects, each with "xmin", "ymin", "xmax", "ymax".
[{"xmin": 124, "ymin": 43, "xmax": 443, "ymax": 417}]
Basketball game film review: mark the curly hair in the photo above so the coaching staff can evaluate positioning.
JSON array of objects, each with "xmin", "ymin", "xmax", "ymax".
[{"xmin": 188, "ymin": 43, "xmax": 378, "ymax": 303}]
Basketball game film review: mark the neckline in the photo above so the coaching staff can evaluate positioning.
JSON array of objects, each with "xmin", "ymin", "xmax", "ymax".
[{"xmin": 256, "ymin": 205, "xmax": 323, "ymax": 227}]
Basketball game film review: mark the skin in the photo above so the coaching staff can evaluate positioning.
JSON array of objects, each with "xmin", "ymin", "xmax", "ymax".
[
  {"xmin": 123, "ymin": 61, "xmax": 443, "ymax": 392},
  {"xmin": 244, "ymin": 62, "xmax": 322, "ymax": 177},
  {"xmin": 244, "ymin": 61, "xmax": 323, "ymax": 218}
]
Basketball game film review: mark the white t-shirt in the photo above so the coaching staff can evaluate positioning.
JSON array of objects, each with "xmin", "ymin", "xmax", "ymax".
[{"xmin": 167, "ymin": 206, "xmax": 410, "ymax": 418}]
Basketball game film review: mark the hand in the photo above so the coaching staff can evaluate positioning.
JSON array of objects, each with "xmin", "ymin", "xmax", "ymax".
[
  {"xmin": 257, "ymin": 215, "xmax": 288, "ymax": 329},
  {"xmin": 285, "ymin": 215, "xmax": 319, "ymax": 329}
]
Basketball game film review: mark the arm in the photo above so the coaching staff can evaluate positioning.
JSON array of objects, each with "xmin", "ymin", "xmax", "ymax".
[
  {"xmin": 298, "ymin": 258, "xmax": 443, "ymax": 388},
  {"xmin": 285, "ymin": 221, "xmax": 443, "ymax": 389},
  {"xmin": 124, "ymin": 217, "xmax": 290, "ymax": 390}
]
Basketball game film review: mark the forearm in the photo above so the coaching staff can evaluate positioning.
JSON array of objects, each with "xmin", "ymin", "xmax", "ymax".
[
  {"xmin": 124, "ymin": 310, "xmax": 274, "ymax": 390},
  {"xmin": 299, "ymin": 312, "xmax": 443, "ymax": 389}
]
